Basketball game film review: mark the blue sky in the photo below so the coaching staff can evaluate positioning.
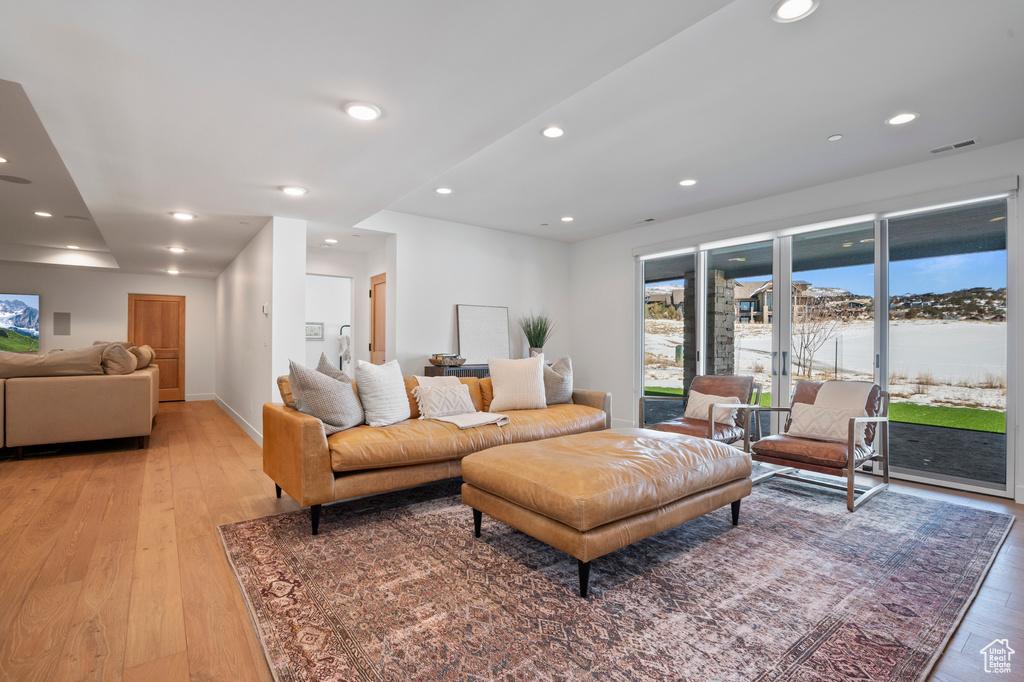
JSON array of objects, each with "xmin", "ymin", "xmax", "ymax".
[
  {"xmin": 797, "ymin": 251, "xmax": 1007, "ymax": 297},
  {"xmin": 0, "ymin": 293, "xmax": 39, "ymax": 306},
  {"xmin": 650, "ymin": 251, "xmax": 1006, "ymax": 298}
]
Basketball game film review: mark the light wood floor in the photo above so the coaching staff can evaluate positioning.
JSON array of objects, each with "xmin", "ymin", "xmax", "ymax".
[{"xmin": 0, "ymin": 401, "xmax": 1020, "ymax": 681}]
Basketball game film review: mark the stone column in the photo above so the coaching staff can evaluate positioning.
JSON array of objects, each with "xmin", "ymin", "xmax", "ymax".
[{"xmin": 706, "ymin": 270, "xmax": 735, "ymax": 376}]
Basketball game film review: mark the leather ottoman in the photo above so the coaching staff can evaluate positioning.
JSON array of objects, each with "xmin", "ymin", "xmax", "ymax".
[{"xmin": 461, "ymin": 427, "xmax": 752, "ymax": 597}]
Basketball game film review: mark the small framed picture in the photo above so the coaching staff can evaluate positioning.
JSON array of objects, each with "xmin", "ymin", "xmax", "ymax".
[{"xmin": 305, "ymin": 322, "xmax": 324, "ymax": 340}]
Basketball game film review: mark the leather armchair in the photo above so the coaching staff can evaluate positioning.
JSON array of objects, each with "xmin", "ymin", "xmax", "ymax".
[
  {"xmin": 644, "ymin": 375, "xmax": 761, "ymax": 445},
  {"xmin": 747, "ymin": 379, "xmax": 889, "ymax": 511}
]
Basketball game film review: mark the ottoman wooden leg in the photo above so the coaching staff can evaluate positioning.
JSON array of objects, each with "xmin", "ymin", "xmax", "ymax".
[
  {"xmin": 731, "ymin": 499, "xmax": 741, "ymax": 526},
  {"xmin": 578, "ymin": 560, "xmax": 591, "ymax": 598},
  {"xmin": 473, "ymin": 509, "xmax": 482, "ymax": 537}
]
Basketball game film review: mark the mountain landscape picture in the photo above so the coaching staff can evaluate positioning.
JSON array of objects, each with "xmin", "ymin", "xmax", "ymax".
[{"xmin": 0, "ymin": 294, "xmax": 40, "ymax": 352}]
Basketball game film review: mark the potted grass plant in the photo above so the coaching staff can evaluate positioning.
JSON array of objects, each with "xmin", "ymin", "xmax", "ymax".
[{"xmin": 519, "ymin": 312, "xmax": 555, "ymax": 356}]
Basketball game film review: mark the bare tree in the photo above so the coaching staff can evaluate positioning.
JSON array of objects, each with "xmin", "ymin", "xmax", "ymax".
[{"xmin": 793, "ymin": 300, "xmax": 841, "ymax": 378}]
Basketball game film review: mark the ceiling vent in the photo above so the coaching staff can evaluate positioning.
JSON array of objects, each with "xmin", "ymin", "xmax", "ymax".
[
  {"xmin": 929, "ymin": 138, "xmax": 978, "ymax": 154},
  {"xmin": 634, "ymin": 217, "xmax": 657, "ymax": 224}
]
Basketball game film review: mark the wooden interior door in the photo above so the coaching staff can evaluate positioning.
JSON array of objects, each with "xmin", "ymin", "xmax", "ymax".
[
  {"xmin": 128, "ymin": 294, "xmax": 186, "ymax": 401},
  {"xmin": 370, "ymin": 273, "xmax": 386, "ymax": 364}
]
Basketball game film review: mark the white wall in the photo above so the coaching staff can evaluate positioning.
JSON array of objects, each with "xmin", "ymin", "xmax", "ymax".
[
  {"xmin": 355, "ymin": 211, "xmax": 572, "ymax": 376},
  {"xmin": 304, "ymin": 274, "xmax": 352, "ymax": 370},
  {"xmin": 215, "ymin": 217, "xmax": 307, "ymax": 442},
  {"xmin": 568, "ymin": 136, "xmax": 1024, "ymax": 502},
  {"xmin": 0, "ymin": 263, "xmax": 217, "ymax": 399}
]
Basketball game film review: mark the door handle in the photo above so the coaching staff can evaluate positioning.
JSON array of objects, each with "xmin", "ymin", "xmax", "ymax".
[
  {"xmin": 771, "ymin": 351, "xmax": 778, "ymax": 376},
  {"xmin": 782, "ymin": 351, "xmax": 788, "ymax": 376}
]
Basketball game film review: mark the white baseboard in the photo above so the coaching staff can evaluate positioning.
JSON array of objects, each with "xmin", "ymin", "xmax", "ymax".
[
  {"xmin": 185, "ymin": 393, "xmax": 216, "ymax": 402},
  {"xmin": 1016, "ymin": 483, "xmax": 1024, "ymax": 505},
  {"xmin": 213, "ymin": 395, "xmax": 263, "ymax": 447},
  {"xmin": 611, "ymin": 416, "xmax": 634, "ymax": 429}
]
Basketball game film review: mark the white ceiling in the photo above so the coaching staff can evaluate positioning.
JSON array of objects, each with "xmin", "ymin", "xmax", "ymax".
[{"xmin": 1, "ymin": 0, "xmax": 1023, "ymax": 278}]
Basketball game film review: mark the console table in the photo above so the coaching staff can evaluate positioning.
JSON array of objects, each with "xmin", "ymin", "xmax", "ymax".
[{"xmin": 423, "ymin": 364, "xmax": 490, "ymax": 378}]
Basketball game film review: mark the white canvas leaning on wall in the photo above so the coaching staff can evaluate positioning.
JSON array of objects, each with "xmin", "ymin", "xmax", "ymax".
[{"xmin": 457, "ymin": 305, "xmax": 510, "ymax": 364}]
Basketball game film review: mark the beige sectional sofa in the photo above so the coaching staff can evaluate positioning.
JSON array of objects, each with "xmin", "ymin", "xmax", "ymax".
[
  {"xmin": 263, "ymin": 375, "xmax": 611, "ymax": 534},
  {"xmin": 1, "ymin": 344, "xmax": 160, "ymax": 457}
]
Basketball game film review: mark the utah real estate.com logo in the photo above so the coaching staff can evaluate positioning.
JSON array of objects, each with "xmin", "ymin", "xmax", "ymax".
[{"xmin": 980, "ymin": 639, "xmax": 1014, "ymax": 674}]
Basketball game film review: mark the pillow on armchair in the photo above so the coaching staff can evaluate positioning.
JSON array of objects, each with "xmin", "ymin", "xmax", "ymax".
[{"xmin": 683, "ymin": 391, "xmax": 740, "ymax": 426}]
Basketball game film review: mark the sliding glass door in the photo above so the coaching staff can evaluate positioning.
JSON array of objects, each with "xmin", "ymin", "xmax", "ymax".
[
  {"xmin": 885, "ymin": 199, "xmax": 1008, "ymax": 492},
  {"xmin": 641, "ymin": 252, "xmax": 697, "ymax": 425}
]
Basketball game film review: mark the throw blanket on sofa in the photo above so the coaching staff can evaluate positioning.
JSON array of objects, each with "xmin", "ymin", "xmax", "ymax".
[{"xmin": 433, "ymin": 411, "xmax": 510, "ymax": 430}]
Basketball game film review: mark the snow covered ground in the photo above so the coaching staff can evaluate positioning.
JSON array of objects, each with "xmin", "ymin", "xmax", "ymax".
[{"xmin": 645, "ymin": 318, "xmax": 1006, "ymax": 410}]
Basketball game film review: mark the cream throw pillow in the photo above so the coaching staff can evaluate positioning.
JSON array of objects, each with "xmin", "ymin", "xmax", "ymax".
[
  {"xmin": 787, "ymin": 402, "xmax": 866, "ymax": 444},
  {"xmin": 102, "ymin": 343, "xmax": 139, "ymax": 375},
  {"xmin": 413, "ymin": 385, "xmax": 476, "ymax": 419},
  {"xmin": 129, "ymin": 344, "xmax": 155, "ymax": 369},
  {"xmin": 683, "ymin": 390, "xmax": 741, "ymax": 426},
  {"xmin": 488, "ymin": 355, "xmax": 546, "ymax": 412},
  {"xmin": 355, "ymin": 359, "xmax": 411, "ymax": 427}
]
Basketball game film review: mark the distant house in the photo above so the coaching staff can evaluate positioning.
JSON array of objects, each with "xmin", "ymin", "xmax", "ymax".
[
  {"xmin": 645, "ymin": 288, "xmax": 685, "ymax": 313},
  {"xmin": 733, "ymin": 281, "xmax": 812, "ymax": 323}
]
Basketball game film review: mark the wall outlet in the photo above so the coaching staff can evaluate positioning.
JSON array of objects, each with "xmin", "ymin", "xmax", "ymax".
[
  {"xmin": 249, "ymin": 401, "xmax": 253, "ymax": 416},
  {"xmin": 264, "ymin": 334, "xmax": 268, "ymax": 348}
]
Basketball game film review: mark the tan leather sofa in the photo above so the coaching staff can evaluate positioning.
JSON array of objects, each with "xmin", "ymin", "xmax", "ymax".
[
  {"xmin": 1, "ymin": 345, "xmax": 160, "ymax": 457},
  {"xmin": 263, "ymin": 376, "xmax": 612, "ymax": 534}
]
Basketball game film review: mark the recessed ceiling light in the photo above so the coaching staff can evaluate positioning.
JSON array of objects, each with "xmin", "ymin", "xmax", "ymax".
[
  {"xmin": 990, "ymin": 216, "xmax": 1006, "ymax": 222},
  {"xmin": 324, "ymin": 238, "xmax": 338, "ymax": 244},
  {"xmin": 434, "ymin": 187, "xmax": 452, "ymax": 195},
  {"xmin": 172, "ymin": 212, "xmax": 196, "ymax": 221},
  {"xmin": 168, "ymin": 246, "xmax": 186, "ymax": 253},
  {"xmin": 827, "ymin": 134, "xmax": 843, "ymax": 142},
  {"xmin": 344, "ymin": 102, "xmax": 382, "ymax": 121},
  {"xmin": 66, "ymin": 245, "xmax": 80, "ymax": 250},
  {"xmin": 860, "ymin": 238, "xmax": 875, "ymax": 243},
  {"xmin": 541, "ymin": 126, "xmax": 564, "ymax": 138},
  {"xmin": 886, "ymin": 112, "xmax": 919, "ymax": 126},
  {"xmin": 0, "ymin": 157, "xmax": 7, "ymax": 163},
  {"xmin": 841, "ymin": 243, "xmax": 853, "ymax": 248},
  {"xmin": 728, "ymin": 257, "xmax": 747, "ymax": 262},
  {"xmin": 34, "ymin": 211, "xmax": 52, "ymax": 217},
  {"xmin": 281, "ymin": 186, "xmax": 307, "ymax": 196},
  {"xmin": 319, "ymin": 244, "xmax": 331, "ymax": 249},
  {"xmin": 679, "ymin": 179, "xmax": 698, "ymax": 187},
  {"xmin": 771, "ymin": 0, "xmax": 819, "ymax": 22},
  {"xmin": 560, "ymin": 216, "xmax": 574, "ymax": 222},
  {"xmin": 167, "ymin": 269, "xmax": 180, "ymax": 275}
]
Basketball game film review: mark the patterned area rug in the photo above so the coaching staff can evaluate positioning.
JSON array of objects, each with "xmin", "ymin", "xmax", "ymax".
[{"xmin": 219, "ymin": 479, "xmax": 1012, "ymax": 681}]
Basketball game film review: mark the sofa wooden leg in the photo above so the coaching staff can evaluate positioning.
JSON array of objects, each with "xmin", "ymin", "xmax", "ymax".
[
  {"xmin": 310, "ymin": 505, "xmax": 321, "ymax": 535},
  {"xmin": 16, "ymin": 447, "xmax": 24, "ymax": 461},
  {"xmin": 275, "ymin": 484, "xmax": 282, "ymax": 499},
  {"xmin": 578, "ymin": 560, "xmax": 591, "ymax": 598},
  {"xmin": 138, "ymin": 435, "xmax": 151, "ymax": 450},
  {"xmin": 731, "ymin": 500, "xmax": 741, "ymax": 525},
  {"xmin": 473, "ymin": 509, "xmax": 482, "ymax": 538}
]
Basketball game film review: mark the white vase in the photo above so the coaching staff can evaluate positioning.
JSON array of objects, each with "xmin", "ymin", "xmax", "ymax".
[{"xmin": 530, "ymin": 347, "xmax": 543, "ymax": 357}]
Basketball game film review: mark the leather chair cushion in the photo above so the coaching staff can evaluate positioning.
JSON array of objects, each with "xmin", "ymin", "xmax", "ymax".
[
  {"xmin": 750, "ymin": 433, "xmax": 870, "ymax": 469},
  {"xmin": 650, "ymin": 417, "xmax": 745, "ymax": 444},
  {"xmin": 328, "ymin": 403, "xmax": 606, "ymax": 472},
  {"xmin": 462, "ymin": 427, "xmax": 751, "ymax": 532}
]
